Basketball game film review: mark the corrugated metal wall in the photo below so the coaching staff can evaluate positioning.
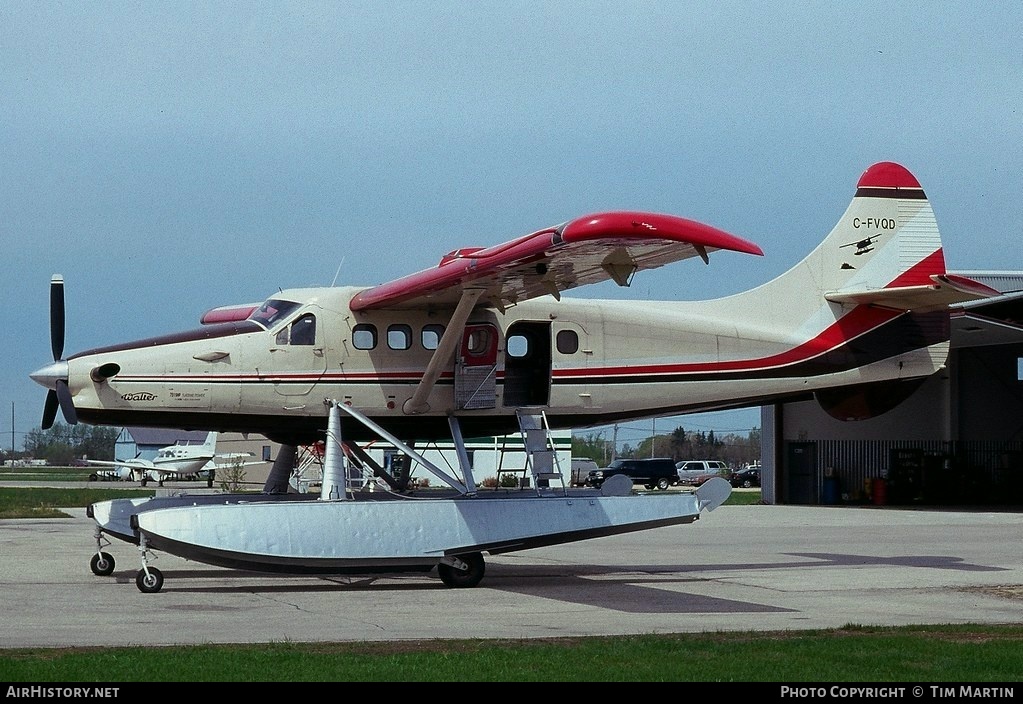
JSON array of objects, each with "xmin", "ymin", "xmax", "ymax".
[{"xmin": 790, "ymin": 439, "xmax": 1023, "ymax": 505}]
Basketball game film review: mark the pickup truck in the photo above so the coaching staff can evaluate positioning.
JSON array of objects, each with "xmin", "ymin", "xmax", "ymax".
[
  {"xmin": 570, "ymin": 458, "xmax": 599, "ymax": 486},
  {"xmin": 675, "ymin": 460, "xmax": 729, "ymax": 486}
]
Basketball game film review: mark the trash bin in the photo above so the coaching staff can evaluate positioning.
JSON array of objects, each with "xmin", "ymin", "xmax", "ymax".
[
  {"xmin": 822, "ymin": 476, "xmax": 840, "ymax": 504},
  {"xmin": 871, "ymin": 477, "xmax": 887, "ymax": 506}
]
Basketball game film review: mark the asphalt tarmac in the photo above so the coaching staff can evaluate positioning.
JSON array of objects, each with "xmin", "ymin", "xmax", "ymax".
[{"xmin": 2, "ymin": 495, "xmax": 1022, "ymax": 649}]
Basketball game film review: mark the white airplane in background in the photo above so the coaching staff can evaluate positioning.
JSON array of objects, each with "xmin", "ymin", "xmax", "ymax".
[
  {"xmin": 85, "ymin": 432, "xmax": 262, "ymax": 487},
  {"xmin": 31, "ymin": 161, "xmax": 1000, "ymax": 593}
]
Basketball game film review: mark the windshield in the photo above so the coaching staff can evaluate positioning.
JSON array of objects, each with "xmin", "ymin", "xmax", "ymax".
[{"xmin": 247, "ymin": 299, "xmax": 301, "ymax": 329}]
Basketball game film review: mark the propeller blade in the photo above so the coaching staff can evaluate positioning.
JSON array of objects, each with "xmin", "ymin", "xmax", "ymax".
[
  {"xmin": 50, "ymin": 275, "xmax": 65, "ymax": 362},
  {"xmin": 55, "ymin": 379, "xmax": 78, "ymax": 425},
  {"xmin": 42, "ymin": 390, "xmax": 59, "ymax": 430}
]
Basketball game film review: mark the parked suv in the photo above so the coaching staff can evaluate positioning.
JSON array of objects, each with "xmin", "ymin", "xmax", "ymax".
[
  {"xmin": 586, "ymin": 458, "xmax": 679, "ymax": 491},
  {"xmin": 676, "ymin": 460, "xmax": 729, "ymax": 487}
]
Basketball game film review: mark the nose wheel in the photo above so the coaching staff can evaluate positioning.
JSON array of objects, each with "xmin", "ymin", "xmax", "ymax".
[
  {"xmin": 135, "ymin": 567, "xmax": 164, "ymax": 594},
  {"xmin": 90, "ymin": 526, "xmax": 117, "ymax": 576},
  {"xmin": 134, "ymin": 535, "xmax": 165, "ymax": 593},
  {"xmin": 90, "ymin": 551, "xmax": 115, "ymax": 576}
]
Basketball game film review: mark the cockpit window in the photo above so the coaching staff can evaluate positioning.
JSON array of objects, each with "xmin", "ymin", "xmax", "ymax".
[
  {"xmin": 290, "ymin": 314, "xmax": 316, "ymax": 345},
  {"xmin": 248, "ymin": 299, "xmax": 301, "ymax": 329},
  {"xmin": 274, "ymin": 313, "xmax": 317, "ymax": 346}
]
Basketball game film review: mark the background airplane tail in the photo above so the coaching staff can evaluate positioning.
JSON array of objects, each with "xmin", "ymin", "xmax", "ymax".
[{"xmin": 199, "ymin": 431, "xmax": 219, "ymax": 451}]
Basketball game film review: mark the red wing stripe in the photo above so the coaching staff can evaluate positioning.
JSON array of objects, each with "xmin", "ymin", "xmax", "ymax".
[{"xmin": 349, "ymin": 211, "xmax": 762, "ymax": 311}]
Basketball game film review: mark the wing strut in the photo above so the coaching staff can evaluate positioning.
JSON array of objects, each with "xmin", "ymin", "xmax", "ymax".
[
  {"xmin": 333, "ymin": 401, "xmax": 471, "ymax": 494},
  {"xmin": 342, "ymin": 442, "xmax": 405, "ymax": 491},
  {"xmin": 448, "ymin": 413, "xmax": 477, "ymax": 490},
  {"xmin": 403, "ymin": 287, "xmax": 485, "ymax": 415}
]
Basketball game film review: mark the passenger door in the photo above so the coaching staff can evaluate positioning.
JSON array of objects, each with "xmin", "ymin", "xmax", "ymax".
[{"xmin": 455, "ymin": 323, "xmax": 498, "ymax": 409}]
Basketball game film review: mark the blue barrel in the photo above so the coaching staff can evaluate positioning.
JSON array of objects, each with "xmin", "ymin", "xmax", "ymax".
[{"xmin": 822, "ymin": 477, "xmax": 840, "ymax": 504}]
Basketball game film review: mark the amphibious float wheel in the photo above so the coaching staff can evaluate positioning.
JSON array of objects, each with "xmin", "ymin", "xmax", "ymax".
[
  {"xmin": 135, "ymin": 567, "xmax": 164, "ymax": 594},
  {"xmin": 437, "ymin": 552, "xmax": 486, "ymax": 588},
  {"xmin": 90, "ymin": 552, "xmax": 115, "ymax": 576}
]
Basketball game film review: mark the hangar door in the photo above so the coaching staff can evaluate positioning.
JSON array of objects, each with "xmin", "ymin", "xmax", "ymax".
[{"xmin": 785, "ymin": 441, "xmax": 818, "ymax": 505}]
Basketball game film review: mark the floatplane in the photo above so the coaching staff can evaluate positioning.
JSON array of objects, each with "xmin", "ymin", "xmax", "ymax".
[{"xmin": 30, "ymin": 162, "xmax": 996, "ymax": 593}]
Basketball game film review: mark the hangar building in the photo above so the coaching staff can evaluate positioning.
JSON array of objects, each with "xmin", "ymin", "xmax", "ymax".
[{"xmin": 760, "ymin": 272, "xmax": 1023, "ymax": 507}]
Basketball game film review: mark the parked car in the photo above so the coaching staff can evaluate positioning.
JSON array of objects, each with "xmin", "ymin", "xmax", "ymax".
[
  {"xmin": 676, "ymin": 460, "xmax": 729, "ymax": 486},
  {"xmin": 570, "ymin": 457, "xmax": 599, "ymax": 486},
  {"xmin": 586, "ymin": 458, "xmax": 679, "ymax": 491},
  {"xmin": 729, "ymin": 466, "xmax": 761, "ymax": 488}
]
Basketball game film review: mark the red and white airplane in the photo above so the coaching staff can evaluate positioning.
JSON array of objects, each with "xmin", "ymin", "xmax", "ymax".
[{"xmin": 31, "ymin": 161, "xmax": 997, "ymax": 593}]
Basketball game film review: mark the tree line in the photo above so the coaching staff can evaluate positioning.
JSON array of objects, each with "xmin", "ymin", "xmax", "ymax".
[
  {"xmin": 12, "ymin": 423, "xmax": 119, "ymax": 465},
  {"xmin": 572, "ymin": 425, "xmax": 761, "ymax": 468}
]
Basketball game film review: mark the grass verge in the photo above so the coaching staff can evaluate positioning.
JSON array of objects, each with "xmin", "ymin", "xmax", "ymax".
[{"xmin": 2, "ymin": 625, "xmax": 1022, "ymax": 681}]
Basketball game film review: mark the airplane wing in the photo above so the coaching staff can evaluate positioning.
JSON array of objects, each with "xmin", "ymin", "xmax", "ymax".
[
  {"xmin": 85, "ymin": 459, "xmax": 152, "ymax": 469},
  {"xmin": 205, "ymin": 453, "xmax": 266, "ymax": 469},
  {"xmin": 208, "ymin": 459, "xmax": 268, "ymax": 469},
  {"xmin": 349, "ymin": 211, "xmax": 764, "ymax": 312}
]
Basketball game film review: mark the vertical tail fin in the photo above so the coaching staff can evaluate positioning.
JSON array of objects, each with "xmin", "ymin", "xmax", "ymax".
[
  {"xmin": 817, "ymin": 162, "xmax": 950, "ymax": 307},
  {"xmin": 769, "ymin": 161, "xmax": 946, "ymax": 307},
  {"xmin": 719, "ymin": 162, "xmax": 992, "ymax": 325},
  {"xmin": 698, "ymin": 162, "xmax": 996, "ymax": 420},
  {"xmin": 819, "ymin": 162, "xmax": 996, "ymax": 309},
  {"xmin": 201, "ymin": 432, "xmax": 219, "ymax": 452}
]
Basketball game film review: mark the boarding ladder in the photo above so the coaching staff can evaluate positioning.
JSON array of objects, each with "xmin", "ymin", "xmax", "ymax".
[{"xmin": 515, "ymin": 408, "xmax": 567, "ymax": 496}]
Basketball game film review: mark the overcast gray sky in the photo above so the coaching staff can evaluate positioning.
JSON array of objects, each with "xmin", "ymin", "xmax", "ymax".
[{"xmin": 4, "ymin": 1, "xmax": 1022, "ymax": 452}]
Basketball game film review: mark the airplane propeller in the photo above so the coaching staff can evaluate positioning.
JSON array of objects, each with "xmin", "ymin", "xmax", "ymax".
[
  {"xmin": 50, "ymin": 273, "xmax": 65, "ymax": 361},
  {"xmin": 33, "ymin": 275, "xmax": 78, "ymax": 430}
]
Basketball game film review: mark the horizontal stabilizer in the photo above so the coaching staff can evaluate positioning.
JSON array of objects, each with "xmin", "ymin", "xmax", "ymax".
[{"xmin": 825, "ymin": 274, "xmax": 999, "ymax": 312}]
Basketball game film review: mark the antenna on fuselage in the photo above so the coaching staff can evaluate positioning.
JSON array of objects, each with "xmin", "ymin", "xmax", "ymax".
[{"xmin": 331, "ymin": 257, "xmax": 345, "ymax": 287}]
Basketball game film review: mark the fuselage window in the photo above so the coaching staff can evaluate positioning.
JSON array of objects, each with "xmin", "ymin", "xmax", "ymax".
[
  {"xmin": 352, "ymin": 324, "xmax": 377, "ymax": 350},
  {"xmin": 556, "ymin": 329, "xmax": 578, "ymax": 354},
  {"xmin": 468, "ymin": 327, "xmax": 494, "ymax": 356},
  {"xmin": 506, "ymin": 333, "xmax": 529, "ymax": 358},
  {"xmin": 422, "ymin": 324, "xmax": 445, "ymax": 350},
  {"xmin": 290, "ymin": 314, "xmax": 316, "ymax": 345},
  {"xmin": 387, "ymin": 324, "xmax": 412, "ymax": 350}
]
